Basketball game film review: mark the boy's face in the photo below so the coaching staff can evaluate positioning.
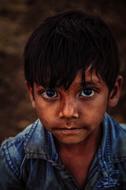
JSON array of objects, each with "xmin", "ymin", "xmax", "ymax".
[{"xmin": 28, "ymin": 68, "xmax": 122, "ymax": 145}]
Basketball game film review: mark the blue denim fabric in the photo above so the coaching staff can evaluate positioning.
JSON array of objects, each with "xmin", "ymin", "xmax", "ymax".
[{"xmin": 0, "ymin": 113, "xmax": 126, "ymax": 190}]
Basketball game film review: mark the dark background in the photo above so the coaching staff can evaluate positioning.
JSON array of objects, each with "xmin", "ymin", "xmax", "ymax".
[{"xmin": 0, "ymin": 0, "xmax": 126, "ymax": 142}]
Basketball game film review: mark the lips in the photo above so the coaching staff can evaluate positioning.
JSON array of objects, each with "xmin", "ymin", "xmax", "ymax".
[{"xmin": 53, "ymin": 127, "xmax": 85, "ymax": 135}]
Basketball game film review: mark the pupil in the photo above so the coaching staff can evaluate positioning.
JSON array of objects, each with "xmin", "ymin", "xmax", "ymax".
[
  {"xmin": 84, "ymin": 88, "xmax": 92, "ymax": 95},
  {"xmin": 46, "ymin": 89, "xmax": 55, "ymax": 97}
]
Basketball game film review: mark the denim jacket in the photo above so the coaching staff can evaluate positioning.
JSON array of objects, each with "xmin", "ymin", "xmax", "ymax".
[{"xmin": 0, "ymin": 113, "xmax": 126, "ymax": 190}]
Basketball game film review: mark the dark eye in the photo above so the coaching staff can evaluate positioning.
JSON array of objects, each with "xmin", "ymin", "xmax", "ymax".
[
  {"xmin": 80, "ymin": 88, "xmax": 95, "ymax": 97},
  {"xmin": 41, "ymin": 88, "xmax": 58, "ymax": 99}
]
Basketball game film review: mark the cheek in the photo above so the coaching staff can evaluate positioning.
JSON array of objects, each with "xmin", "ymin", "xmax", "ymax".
[
  {"xmin": 36, "ymin": 108, "xmax": 54, "ymax": 130},
  {"xmin": 79, "ymin": 96, "xmax": 108, "ymax": 124},
  {"xmin": 34, "ymin": 100, "xmax": 58, "ymax": 127}
]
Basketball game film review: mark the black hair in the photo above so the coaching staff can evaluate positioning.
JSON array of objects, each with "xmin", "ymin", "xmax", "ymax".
[{"xmin": 24, "ymin": 10, "xmax": 120, "ymax": 91}]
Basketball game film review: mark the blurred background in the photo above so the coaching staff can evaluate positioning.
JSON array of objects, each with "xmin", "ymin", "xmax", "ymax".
[{"xmin": 0, "ymin": 0, "xmax": 126, "ymax": 143}]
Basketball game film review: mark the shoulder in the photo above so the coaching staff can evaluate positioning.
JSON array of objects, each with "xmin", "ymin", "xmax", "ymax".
[
  {"xmin": 106, "ymin": 115, "xmax": 126, "ymax": 160},
  {"xmin": 114, "ymin": 123, "xmax": 126, "ymax": 159},
  {"xmin": 110, "ymin": 121, "xmax": 126, "ymax": 181},
  {"xmin": 0, "ymin": 119, "xmax": 40, "ymax": 178}
]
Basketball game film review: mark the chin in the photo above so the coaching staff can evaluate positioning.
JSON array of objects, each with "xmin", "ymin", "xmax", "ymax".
[{"xmin": 55, "ymin": 136, "xmax": 86, "ymax": 145}]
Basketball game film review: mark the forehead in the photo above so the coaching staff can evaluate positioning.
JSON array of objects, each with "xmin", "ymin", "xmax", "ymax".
[
  {"xmin": 71, "ymin": 68, "xmax": 105, "ymax": 86},
  {"xmin": 35, "ymin": 68, "xmax": 106, "ymax": 90}
]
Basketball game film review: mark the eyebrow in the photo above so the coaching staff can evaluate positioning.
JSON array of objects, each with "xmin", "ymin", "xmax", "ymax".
[
  {"xmin": 35, "ymin": 79, "xmax": 102, "ymax": 90},
  {"xmin": 79, "ymin": 79, "xmax": 102, "ymax": 87},
  {"xmin": 83, "ymin": 80, "xmax": 102, "ymax": 86}
]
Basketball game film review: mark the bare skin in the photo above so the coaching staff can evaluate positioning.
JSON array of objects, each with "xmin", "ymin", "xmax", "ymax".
[
  {"xmin": 27, "ymin": 68, "xmax": 122, "ymax": 188},
  {"xmin": 58, "ymin": 128, "xmax": 101, "ymax": 187}
]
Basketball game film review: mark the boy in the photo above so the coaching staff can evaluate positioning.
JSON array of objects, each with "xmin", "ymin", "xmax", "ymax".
[{"xmin": 0, "ymin": 10, "xmax": 126, "ymax": 190}]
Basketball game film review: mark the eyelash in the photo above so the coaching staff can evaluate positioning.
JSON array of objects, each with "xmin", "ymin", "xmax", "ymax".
[
  {"xmin": 39, "ymin": 89, "xmax": 58, "ymax": 100},
  {"xmin": 79, "ymin": 88, "xmax": 95, "ymax": 97},
  {"xmin": 39, "ymin": 86, "xmax": 98, "ymax": 100}
]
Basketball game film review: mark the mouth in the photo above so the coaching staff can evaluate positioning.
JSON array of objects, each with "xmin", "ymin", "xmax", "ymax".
[{"xmin": 52, "ymin": 127, "xmax": 85, "ymax": 135}]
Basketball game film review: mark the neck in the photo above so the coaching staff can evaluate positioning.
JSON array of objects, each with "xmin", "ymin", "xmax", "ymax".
[
  {"xmin": 56, "ymin": 128, "xmax": 102, "ymax": 189},
  {"xmin": 58, "ymin": 127, "xmax": 102, "ymax": 156}
]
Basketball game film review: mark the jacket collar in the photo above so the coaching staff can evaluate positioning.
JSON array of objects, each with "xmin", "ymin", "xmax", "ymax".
[
  {"xmin": 102, "ymin": 113, "xmax": 126, "ymax": 161},
  {"xmin": 24, "ymin": 114, "xmax": 126, "ymax": 188},
  {"xmin": 24, "ymin": 120, "xmax": 59, "ymax": 162},
  {"xmin": 94, "ymin": 113, "xmax": 121, "ymax": 189}
]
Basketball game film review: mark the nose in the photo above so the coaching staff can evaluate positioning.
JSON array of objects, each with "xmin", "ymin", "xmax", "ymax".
[{"xmin": 59, "ymin": 98, "xmax": 79, "ymax": 119}]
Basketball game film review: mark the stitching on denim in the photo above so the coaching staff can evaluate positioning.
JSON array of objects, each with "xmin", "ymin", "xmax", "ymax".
[
  {"xmin": 2, "ymin": 142, "xmax": 19, "ymax": 178},
  {"xmin": 23, "ymin": 119, "xmax": 39, "ymax": 148}
]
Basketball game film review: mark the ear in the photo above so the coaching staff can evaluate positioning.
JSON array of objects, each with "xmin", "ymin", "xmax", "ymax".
[
  {"xmin": 108, "ymin": 75, "xmax": 123, "ymax": 108},
  {"xmin": 26, "ymin": 81, "xmax": 35, "ymax": 108}
]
